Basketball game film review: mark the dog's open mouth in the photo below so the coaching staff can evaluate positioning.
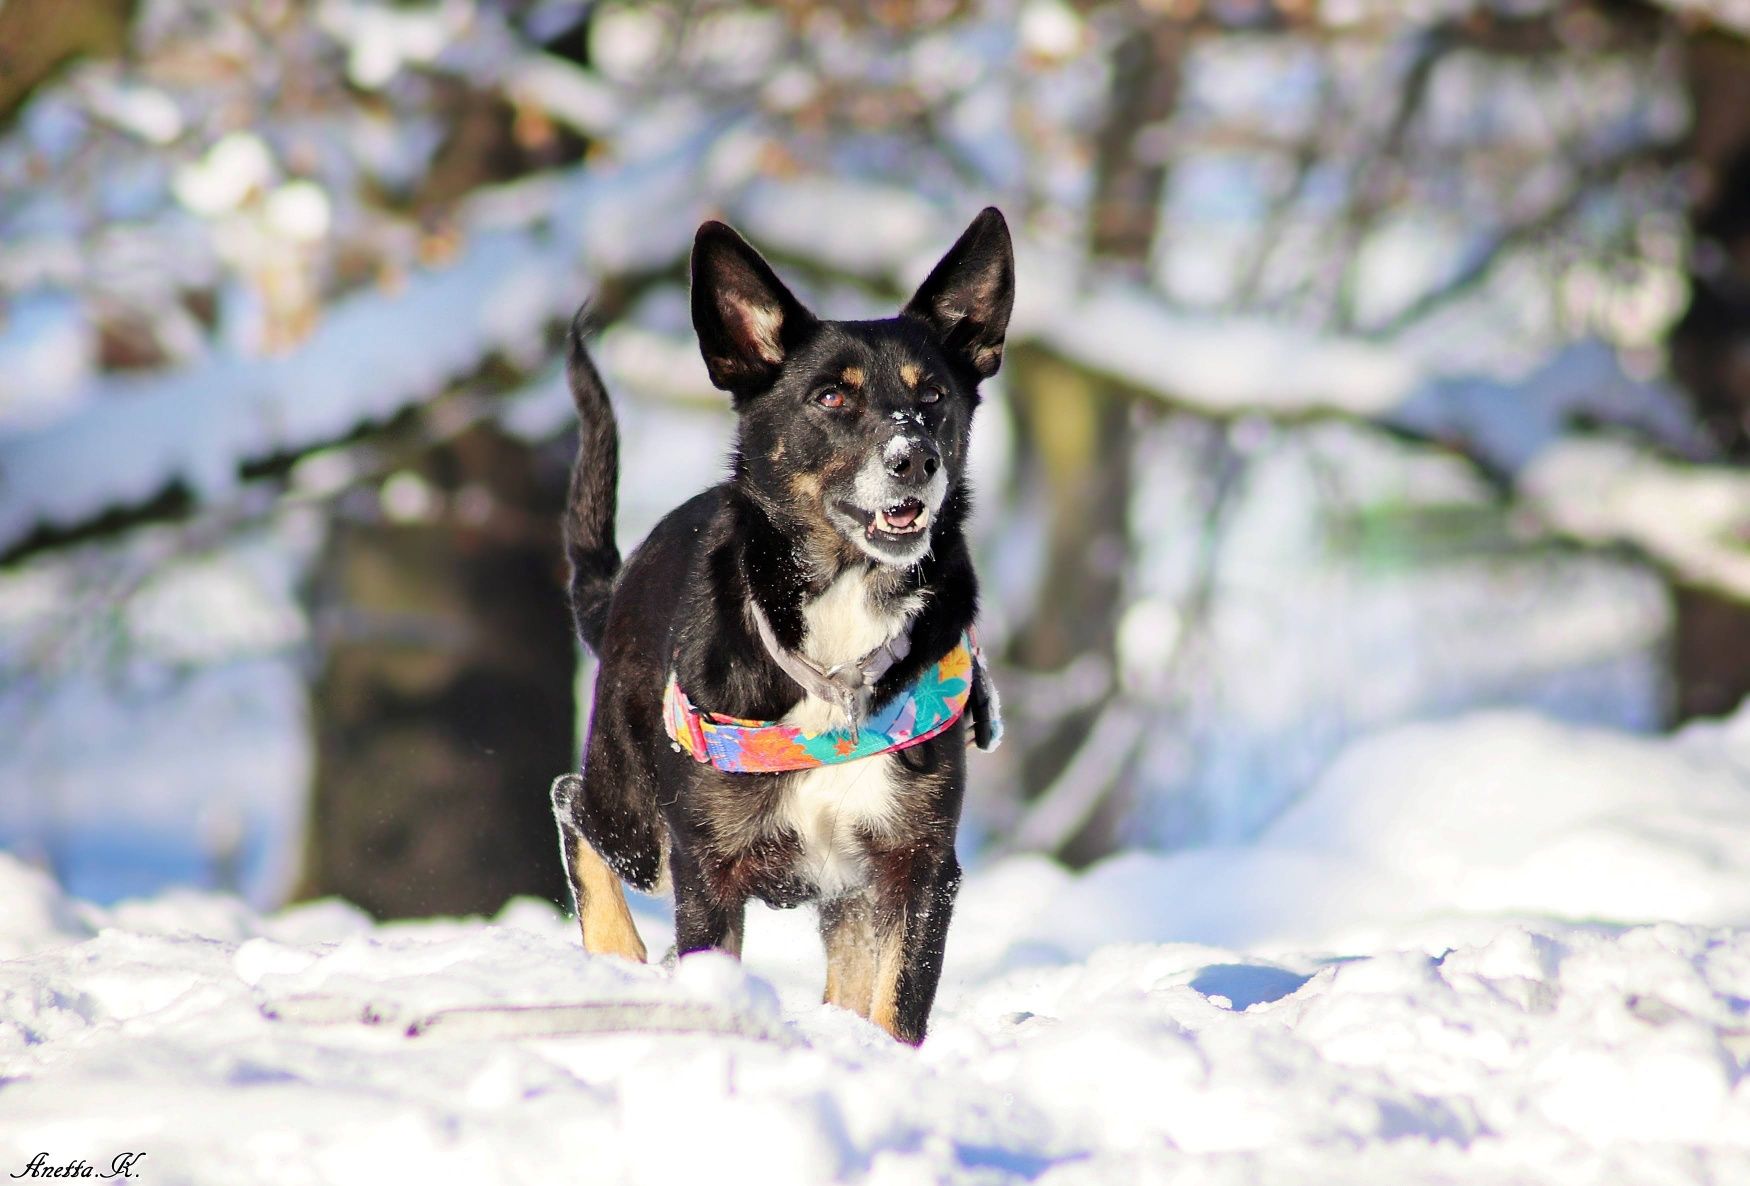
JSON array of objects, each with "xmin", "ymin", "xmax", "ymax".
[
  {"xmin": 837, "ymin": 498, "xmax": 930, "ymax": 542},
  {"xmin": 875, "ymin": 498, "xmax": 927, "ymax": 536}
]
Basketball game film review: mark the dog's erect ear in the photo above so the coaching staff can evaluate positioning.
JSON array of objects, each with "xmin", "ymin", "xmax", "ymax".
[
  {"xmin": 903, "ymin": 207, "xmax": 1014, "ymax": 380},
  {"xmin": 691, "ymin": 221, "xmax": 817, "ymax": 395}
]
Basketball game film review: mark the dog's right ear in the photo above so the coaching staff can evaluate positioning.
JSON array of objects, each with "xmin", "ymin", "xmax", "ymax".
[{"xmin": 691, "ymin": 222, "xmax": 817, "ymax": 397}]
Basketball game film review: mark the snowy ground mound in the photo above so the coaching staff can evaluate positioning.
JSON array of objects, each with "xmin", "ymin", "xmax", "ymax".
[{"xmin": 5, "ymin": 706, "xmax": 1750, "ymax": 1184}]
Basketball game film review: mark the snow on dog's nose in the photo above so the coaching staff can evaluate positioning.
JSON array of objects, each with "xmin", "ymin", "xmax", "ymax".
[{"xmin": 884, "ymin": 435, "xmax": 941, "ymax": 487}]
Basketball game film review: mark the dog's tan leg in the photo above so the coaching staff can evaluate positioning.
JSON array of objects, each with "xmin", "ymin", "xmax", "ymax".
[
  {"xmin": 821, "ymin": 895, "xmax": 926, "ymax": 1040},
  {"xmin": 859, "ymin": 853, "xmax": 962, "ymax": 1044},
  {"xmin": 866, "ymin": 921, "xmax": 909, "ymax": 1039},
  {"xmin": 720, "ymin": 909, "xmax": 745, "ymax": 959},
  {"xmin": 820, "ymin": 894, "xmax": 880, "ymax": 1018},
  {"xmin": 572, "ymin": 835, "xmax": 647, "ymax": 963}
]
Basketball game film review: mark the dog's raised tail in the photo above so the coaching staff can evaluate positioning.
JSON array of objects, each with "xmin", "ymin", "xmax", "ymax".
[{"xmin": 563, "ymin": 308, "xmax": 620, "ymax": 655}]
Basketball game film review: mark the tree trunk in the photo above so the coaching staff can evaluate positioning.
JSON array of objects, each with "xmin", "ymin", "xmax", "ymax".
[
  {"xmin": 0, "ymin": 0, "xmax": 136, "ymax": 124},
  {"xmin": 1667, "ymin": 29, "xmax": 1750, "ymax": 721},
  {"xmin": 298, "ymin": 424, "xmax": 573, "ymax": 918},
  {"xmin": 1005, "ymin": 25, "xmax": 1182, "ymax": 865}
]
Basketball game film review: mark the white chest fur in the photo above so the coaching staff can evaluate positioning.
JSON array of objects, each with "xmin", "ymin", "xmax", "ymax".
[
  {"xmin": 777, "ymin": 568, "xmax": 920, "ymax": 894},
  {"xmin": 780, "ymin": 760, "xmax": 901, "ymax": 895},
  {"xmin": 799, "ymin": 570, "xmax": 917, "ymax": 666}
]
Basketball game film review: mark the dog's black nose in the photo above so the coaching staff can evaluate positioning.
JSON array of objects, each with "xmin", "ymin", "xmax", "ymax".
[{"xmin": 885, "ymin": 440, "xmax": 941, "ymax": 484}]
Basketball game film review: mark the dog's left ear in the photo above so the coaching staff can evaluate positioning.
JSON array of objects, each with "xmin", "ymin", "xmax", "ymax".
[{"xmin": 904, "ymin": 207, "xmax": 1015, "ymax": 380}]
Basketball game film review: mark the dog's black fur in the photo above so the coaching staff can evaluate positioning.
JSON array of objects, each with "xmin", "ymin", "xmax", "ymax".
[{"xmin": 552, "ymin": 208, "xmax": 1013, "ymax": 1044}]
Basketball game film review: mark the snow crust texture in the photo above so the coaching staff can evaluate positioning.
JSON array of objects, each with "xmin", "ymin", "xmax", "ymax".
[{"xmin": 6, "ymin": 704, "xmax": 1750, "ymax": 1184}]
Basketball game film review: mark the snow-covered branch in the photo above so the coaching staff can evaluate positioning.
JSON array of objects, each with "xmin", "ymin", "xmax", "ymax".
[
  {"xmin": 1522, "ymin": 438, "xmax": 1750, "ymax": 603},
  {"xmin": 0, "ymin": 143, "xmax": 708, "ymax": 558}
]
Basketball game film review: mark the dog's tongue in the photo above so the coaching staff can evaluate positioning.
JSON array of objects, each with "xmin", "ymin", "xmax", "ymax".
[{"xmin": 883, "ymin": 501, "xmax": 922, "ymax": 529}]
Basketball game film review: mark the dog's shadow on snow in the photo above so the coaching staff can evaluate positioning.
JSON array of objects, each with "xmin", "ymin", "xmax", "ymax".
[{"xmin": 1188, "ymin": 963, "xmax": 1312, "ymax": 1011}]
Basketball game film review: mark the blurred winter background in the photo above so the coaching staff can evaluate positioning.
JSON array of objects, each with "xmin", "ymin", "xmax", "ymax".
[{"xmin": 3, "ymin": 0, "xmax": 1749, "ymax": 920}]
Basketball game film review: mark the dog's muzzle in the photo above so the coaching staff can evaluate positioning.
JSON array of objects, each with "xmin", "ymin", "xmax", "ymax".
[{"xmin": 830, "ymin": 439, "xmax": 948, "ymax": 564}]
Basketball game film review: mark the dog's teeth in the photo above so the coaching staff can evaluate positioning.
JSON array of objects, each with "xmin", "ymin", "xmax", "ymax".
[{"xmin": 865, "ymin": 504, "xmax": 928, "ymax": 539}]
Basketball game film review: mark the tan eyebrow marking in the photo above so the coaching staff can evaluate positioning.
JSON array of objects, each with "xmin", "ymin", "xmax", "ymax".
[
  {"xmin": 899, "ymin": 362, "xmax": 922, "ymax": 387},
  {"xmin": 840, "ymin": 366, "xmax": 865, "ymax": 388}
]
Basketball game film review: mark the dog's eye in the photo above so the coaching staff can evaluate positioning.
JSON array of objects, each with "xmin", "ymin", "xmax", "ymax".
[
  {"xmin": 919, "ymin": 385, "xmax": 944, "ymax": 405},
  {"xmin": 815, "ymin": 388, "xmax": 845, "ymax": 409}
]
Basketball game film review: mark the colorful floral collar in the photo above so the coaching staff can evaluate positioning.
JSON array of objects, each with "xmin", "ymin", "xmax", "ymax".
[{"xmin": 663, "ymin": 636, "xmax": 978, "ymax": 774}]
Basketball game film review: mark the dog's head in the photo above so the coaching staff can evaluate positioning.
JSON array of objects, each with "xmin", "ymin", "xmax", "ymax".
[{"xmin": 692, "ymin": 208, "xmax": 1014, "ymax": 568}]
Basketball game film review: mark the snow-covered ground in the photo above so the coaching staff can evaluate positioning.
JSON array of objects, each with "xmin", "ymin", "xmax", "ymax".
[{"xmin": 6, "ymin": 703, "xmax": 1750, "ymax": 1184}]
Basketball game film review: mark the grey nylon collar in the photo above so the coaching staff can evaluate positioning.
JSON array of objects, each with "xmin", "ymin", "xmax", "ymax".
[{"xmin": 748, "ymin": 599, "xmax": 912, "ymax": 745}]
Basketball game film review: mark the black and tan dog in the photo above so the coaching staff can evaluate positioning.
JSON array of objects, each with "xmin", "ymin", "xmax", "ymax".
[{"xmin": 550, "ymin": 208, "xmax": 1011, "ymax": 1044}]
